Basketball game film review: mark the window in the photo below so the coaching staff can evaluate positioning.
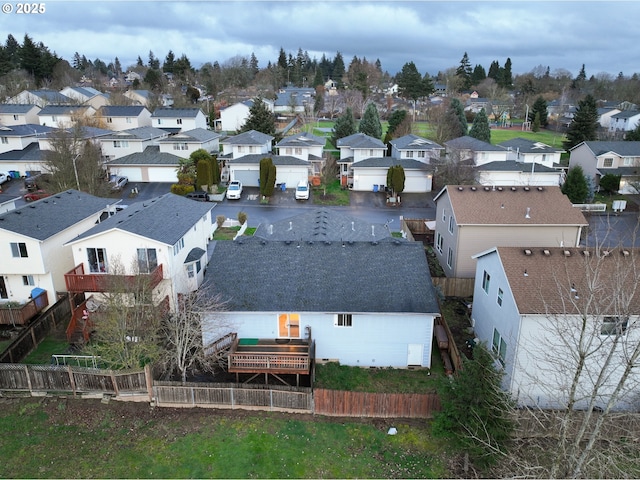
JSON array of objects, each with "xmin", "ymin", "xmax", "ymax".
[
  {"xmin": 624, "ymin": 157, "xmax": 634, "ymax": 166},
  {"xmin": 238, "ymin": 146, "xmax": 244, "ymax": 153},
  {"xmin": 195, "ymin": 260, "xmax": 202, "ymax": 273},
  {"xmin": 157, "ymin": 119, "xmax": 162, "ymax": 125},
  {"xmin": 497, "ymin": 288, "xmax": 503, "ymax": 306},
  {"xmin": 173, "ymin": 143, "xmax": 188, "ymax": 150},
  {"xmin": 492, "ymin": 328, "xmax": 507, "ymax": 366},
  {"xmin": 177, "ymin": 118, "xmax": 183, "ymax": 125},
  {"xmin": 435, "ymin": 232, "xmax": 443, "ymax": 254},
  {"xmin": 369, "ymin": 149, "xmax": 374, "ymax": 157},
  {"xmin": 441, "ymin": 209, "xmax": 446, "ymax": 222},
  {"xmin": 603, "ymin": 157, "xmax": 613, "ymax": 167},
  {"xmin": 22, "ymin": 275, "xmax": 34, "ymax": 286},
  {"xmin": 126, "ymin": 117, "xmax": 132, "ymax": 124},
  {"xmin": 448, "ymin": 215, "xmax": 454, "ymax": 234},
  {"xmin": 285, "ymin": 148, "xmax": 292, "ymax": 155},
  {"xmin": 418, "ymin": 150, "xmax": 426, "ymax": 158},
  {"xmin": 249, "ymin": 146, "xmax": 256, "ymax": 153},
  {"xmin": 113, "ymin": 140, "xmax": 129, "ymax": 148},
  {"xmin": 10, "ymin": 242, "xmax": 28, "ymax": 258},
  {"xmin": 173, "ymin": 238, "xmax": 185, "ymax": 256},
  {"xmin": 87, "ymin": 248, "xmax": 108, "ymax": 273},
  {"xmin": 137, "ymin": 248, "xmax": 158, "ymax": 274},
  {"xmin": 279, "ymin": 313, "xmax": 300, "ymax": 338},
  {"xmin": 482, "ymin": 271, "xmax": 491, "ymax": 294},
  {"xmin": 186, "ymin": 264, "xmax": 195, "ymax": 278},
  {"xmin": 1, "ymin": 137, "xmax": 8, "ymax": 144},
  {"xmin": 13, "ymin": 114, "xmax": 19, "ymax": 121},
  {"xmin": 407, "ymin": 150, "xmax": 414, "ymax": 158},
  {"xmin": 295, "ymin": 147, "xmax": 302, "ymax": 155},
  {"xmin": 447, "ymin": 247, "xmax": 453, "ymax": 268},
  {"xmin": 107, "ymin": 117, "xmax": 113, "ymax": 123},
  {"xmin": 336, "ymin": 313, "xmax": 352, "ymax": 327},
  {"xmin": 601, "ymin": 316, "xmax": 629, "ymax": 336}
]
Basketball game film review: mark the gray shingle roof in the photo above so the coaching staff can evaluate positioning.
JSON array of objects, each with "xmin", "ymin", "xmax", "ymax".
[
  {"xmin": 611, "ymin": 110, "xmax": 640, "ymax": 119},
  {"xmin": 221, "ymin": 130, "xmax": 274, "ymax": 146},
  {"xmin": 38, "ymin": 105, "xmax": 92, "ymax": 116},
  {"xmin": 28, "ymin": 90, "xmax": 71, "ymax": 103},
  {"xmin": 107, "ymin": 146, "xmax": 182, "ymax": 166},
  {"xmin": 205, "ymin": 236, "xmax": 440, "ymax": 314},
  {"xmin": 98, "ymin": 105, "xmax": 147, "ymax": 117},
  {"xmin": 389, "ymin": 134, "xmax": 443, "ymax": 151},
  {"xmin": 276, "ymin": 131, "xmax": 325, "ymax": 148},
  {"xmin": 477, "ymin": 160, "xmax": 560, "ymax": 173},
  {"xmin": 159, "ymin": 128, "xmax": 220, "ymax": 143},
  {"xmin": 352, "ymin": 157, "xmax": 430, "ymax": 170},
  {"xmin": 337, "ymin": 132, "xmax": 386, "ymax": 149},
  {"xmin": 227, "ymin": 154, "xmax": 308, "ymax": 166},
  {"xmin": 581, "ymin": 141, "xmax": 640, "ymax": 156},
  {"xmin": 151, "ymin": 107, "xmax": 204, "ymax": 118},
  {"xmin": 0, "ymin": 104, "xmax": 39, "ymax": 114},
  {"xmin": 67, "ymin": 193, "xmax": 214, "ymax": 246},
  {"xmin": 499, "ymin": 137, "xmax": 564, "ymax": 154},
  {"xmin": 254, "ymin": 209, "xmax": 393, "ymax": 243},
  {"xmin": 444, "ymin": 135, "xmax": 505, "ymax": 152},
  {"xmin": 0, "ymin": 142, "xmax": 42, "ymax": 161},
  {"xmin": 184, "ymin": 247, "xmax": 206, "ymax": 263},
  {"xmin": 102, "ymin": 126, "xmax": 167, "ymax": 141},
  {"xmin": 0, "ymin": 124, "xmax": 52, "ymax": 137},
  {"xmin": 0, "ymin": 190, "xmax": 113, "ymax": 241}
]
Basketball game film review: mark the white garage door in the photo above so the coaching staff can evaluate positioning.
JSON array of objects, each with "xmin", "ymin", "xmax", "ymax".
[
  {"xmin": 275, "ymin": 167, "xmax": 309, "ymax": 189},
  {"xmin": 148, "ymin": 167, "xmax": 178, "ymax": 183},
  {"xmin": 231, "ymin": 169, "xmax": 260, "ymax": 187},
  {"xmin": 352, "ymin": 168, "xmax": 387, "ymax": 192},
  {"xmin": 110, "ymin": 166, "xmax": 143, "ymax": 182},
  {"xmin": 404, "ymin": 172, "xmax": 431, "ymax": 193}
]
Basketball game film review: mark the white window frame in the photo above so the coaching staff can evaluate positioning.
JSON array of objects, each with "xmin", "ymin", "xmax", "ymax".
[
  {"xmin": 10, "ymin": 242, "xmax": 28, "ymax": 258},
  {"xmin": 482, "ymin": 271, "xmax": 491, "ymax": 294},
  {"xmin": 173, "ymin": 237, "xmax": 185, "ymax": 256},
  {"xmin": 601, "ymin": 316, "xmax": 629, "ymax": 336},
  {"xmin": 87, "ymin": 247, "xmax": 108, "ymax": 273},
  {"xmin": 448, "ymin": 215, "xmax": 454, "ymax": 234},
  {"xmin": 335, "ymin": 313, "xmax": 353, "ymax": 327},
  {"xmin": 435, "ymin": 232, "xmax": 443, "ymax": 254},
  {"xmin": 492, "ymin": 328, "xmax": 507, "ymax": 366},
  {"xmin": 497, "ymin": 288, "xmax": 503, "ymax": 307},
  {"xmin": 447, "ymin": 247, "xmax": 453, "ymax": 268},
  {"xmin": 22, "ymin": 275, "xmax": 35, "ymax": 286}
]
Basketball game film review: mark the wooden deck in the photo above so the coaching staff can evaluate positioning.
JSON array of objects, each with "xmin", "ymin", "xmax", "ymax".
[{"xmin": 64, "ymin": 263, "xmax": 163, "ymax": 293}]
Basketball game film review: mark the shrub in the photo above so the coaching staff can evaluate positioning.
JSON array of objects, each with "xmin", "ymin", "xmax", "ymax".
[
  {"xmin": 170, "ymin": 184, "xmax": 195, "ymax": 196},
  {"xmin": 216, "ymin": 215, "xmax": 226, "ymax": 228},
  {"xmin": 237, "ymin": 211, "xmax": 248, "ymax": 225}
]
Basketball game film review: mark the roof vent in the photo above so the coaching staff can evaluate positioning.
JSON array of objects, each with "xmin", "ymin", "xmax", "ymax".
[
  {"xmin": 524, "ymin": 249, "xmax": 532, "ymax": 255},
  {"xmin": 582, "ymin": 250, "xmax": 590, "ymax": 257},
  {"xmin": 602, "ymin": 250, "xmax": 610, "ymax": 256},
  {"xmin": 484, "ymin": 186, "xmax": 490, "ymax": 191},
  {"xmin": 543, "ymin": 249, "xmax": 550, "ymax": 256},
  {"xmin": 564, "ymin": 250, "xmax": 571, "ymax": 256},
  {"xmin": 537, "ymin": 186, "xmax": 544, "ymax": 191},
  {"xmin": 285, "ymin": 240, "xmax": 292, "ymax": 245},
  {"xmin": 622, "ymin": 250, "xmax": 630, "ymax": 257},
  {"xmin": 524, "ymin": 186, "xmax": 530, "ymax": 191},
  {"xmin": 470, "ymin": 186, "xmax": 477, "ymax": 191},
  {"xmin": 497, "ymin": 186, "xmax": 503, "ymax": 191},
  {"xmin": 511, "ymin": 186, "xmax": 517, "ymax": 191},
  {"xmin": 458, "ymin": 186, "xmax": 464, "ymax": 191}
]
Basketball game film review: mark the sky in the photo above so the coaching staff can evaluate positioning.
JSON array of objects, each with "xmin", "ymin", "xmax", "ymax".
[{"xmin": 1, "ymin": 0, "xmax": 639, "ymax": 79}]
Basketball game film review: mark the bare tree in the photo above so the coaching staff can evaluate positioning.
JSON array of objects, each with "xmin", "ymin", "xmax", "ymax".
[
  {"xmin": 158, "ymin": 289, "xmax": 231, "ymax": 383},
  {"xmin": 432, "ymin": 148, "xmax": 477, "ymax": 189}
]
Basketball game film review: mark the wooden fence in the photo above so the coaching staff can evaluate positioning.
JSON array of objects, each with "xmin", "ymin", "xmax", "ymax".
[
  {"xmin": 0, "ymin": 363, "xmax": 149, "ymax": 397},
  {"xmin": 153, "ymin": 381, "xmax": 312, "ymax": 412},
  {"xmin": 314, "ymin": 389, "xmax": 441, "ymax": 418},
  {"xmin": 431, "ymin": 277, "xmax": 475, "ymax": 297},
  {"xmin": 0, "ymin": 293, "xmax": 76, "ymax": 364}
]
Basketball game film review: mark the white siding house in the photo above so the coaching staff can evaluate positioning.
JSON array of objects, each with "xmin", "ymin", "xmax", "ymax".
[{"xmin": 0, "ymin": 104, "xmax": 41, "ymax": 126}]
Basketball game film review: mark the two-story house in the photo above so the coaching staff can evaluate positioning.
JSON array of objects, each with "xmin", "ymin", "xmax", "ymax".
[
  {"xmin": 37, "ymin": 105, "xmax": 96, "ymax": 128},
  {"xmin": 64, "ymin": 193, "xmax": 216, "ymax": 311},
  {"xmin": 568, "ymin": 141, "xmax": 640, "ymax": 194},
  {"xmin": 0, "ymin": 190, "xmax": 117, "ymax": 322},
  {"xmin": 96, "ymin": 105, "xmax": 152, "ymax": 131},
  {"xmin": 151, "ymin": 108, "xmax": 208, "ymax": 133},
  {"xmin": 433, "ymin": 185, "xmax": 588, "ymax": 278},
  {"xmin": 0, "ymin": 104, "xmax": 41, "ymax": 126},
  {"xmin": 275, "ymin": 131, "xmax": 325, "ymax": 177},
  {"xmin": 217, "ymin": 99, "xmax": 275, "ymax": 133},
  {"xmin": 7, "ymin": 90, "xmax": 71, "ymax": 107},
  {"xmin": 100, "ymin": 126, "xmax": 169, "ymax": 161},
  {"xmin": 0, "ymin": 124, "xmax": 52, "ymax": 155},
  {"xmin": 273, "ymin": 87, "xmax": 315, "ymax": 115},
  {"xmin": 157, "ymin": 128, "xmax": 221, "ymax": 156},
  {"xmin": 59, "ymin": 86, "xmax": 109, "ymax": 110},
  {"xmin": 471, "ymin": 246, "xmax": 640, "ymax": 411},
  {"xmin": 337, "ymin": 132, "xmax": 386, "ymax": 189},
  {"xmin": 608, "ymin": 110, "xmax": 640, "ymax": 138},
  {"xmin": 499, "ymin": 138, "xmax": 564, "ymax": 169}
]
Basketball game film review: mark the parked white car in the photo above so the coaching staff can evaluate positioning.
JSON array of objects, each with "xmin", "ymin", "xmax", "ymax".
[
  {"xmin": 295, "ymin": 179, "xmax": 310, "ymax": 200},
  {"xmin": 0, "ymin": 171, "xmax": 11, "ymax": 185},
  {"xmin": 111, "ymin": 175, "xmax": 128, "ymax": 191},
  {"xmin": 226, "ymin": 181, "xmax": 243, "ymax": 200}
]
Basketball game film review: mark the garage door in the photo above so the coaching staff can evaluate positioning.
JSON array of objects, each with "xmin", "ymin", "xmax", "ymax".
[
  {"xmin": 275, "ymin": 167, "xmax": 309, "ymax": 189},
  {"xmin": 148, "ymin": 167, "xmax": 178, "ymax": 183},
  {"xmin": 231, "ymin": 169, "xmax": 260, "ymax": 187},
  {"xmin": 352, "ymin": 168, "xmax": 386, "ymax": 192},
  {"xmin": 110, "ymin": 167, "xmax": 143, "ymax": 182},
  {"xmin": 404, "ymin": 172, "xmax": 431, "ymax": 193}
]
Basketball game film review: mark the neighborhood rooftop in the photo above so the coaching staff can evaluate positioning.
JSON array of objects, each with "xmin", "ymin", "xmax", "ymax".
[{"xmin": 206, "ymin": 236, "xmax": 440, "ymax": 314}]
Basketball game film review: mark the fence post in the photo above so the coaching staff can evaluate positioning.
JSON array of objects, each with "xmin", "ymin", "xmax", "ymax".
[
  {"xmin": 24, "ymin": 364, "xmax": 33, "ymax": 393},
  {"xmin": 110, "ymin": 372, "xmax": 120, "ymax": 396},
  {"xmin": 67, "ymin": 365, "xmax": 77, "ymax": 397},
  {"xmin": 144, "ymin": 364, "xmax": 153, "ymax": 403}
]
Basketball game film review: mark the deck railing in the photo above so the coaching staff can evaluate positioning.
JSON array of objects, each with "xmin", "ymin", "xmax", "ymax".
[
  {"xmin": 64, "ymin": 264, "xmax": 163, "ymax": 292},
  {"xmin": 0, "ymin": 291, "xmax": 49, "ymax": 326}
]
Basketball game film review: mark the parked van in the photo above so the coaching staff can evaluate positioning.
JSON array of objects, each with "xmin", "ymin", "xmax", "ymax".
[{"xmin": 295, "ymin": 179, "xmax": 310, "ymax": 200}]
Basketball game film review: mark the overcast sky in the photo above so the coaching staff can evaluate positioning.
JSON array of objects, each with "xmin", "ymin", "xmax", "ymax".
[{"xmin": 1, "ymin": 1, "xmax": 638, "ymax": 79}]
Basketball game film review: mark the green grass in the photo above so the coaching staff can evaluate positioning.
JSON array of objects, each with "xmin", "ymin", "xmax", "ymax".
[
  {"xmin": 212, "ymin": 226, "xmax": 256, "ymax": 240},
  {"xmin": 312, "ymin": 179, "xmax": 350, "ymax": 206},
  {"xmin": 0, "ymin": 398, "xmax": 448, "ymax": 478},
  {"xmin": 21, "ymin": 336, "xmax": 70, "ymax": 364},
  {"xmin": 488, "ymin": 127, "xmax": 566, "ymax": 148}
]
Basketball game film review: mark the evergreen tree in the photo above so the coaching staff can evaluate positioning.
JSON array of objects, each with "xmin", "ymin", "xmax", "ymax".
[
  {"xmin": 487, "ymin": 60, "xmax": 502, "ymax": 85},
  {"xmin": 387, "ymin": 165, "xmax": 405, "ymax": 196},
  {"xmin": 469, "ymin": 108, "xmax": 491, "ymax": 142},
  {"xmin": 624, "ymin": 123, "xmax": 640, "ymax": 141},
  {"xmin": 502, "ymin": 57, "xmax": 513, "ymax": 89},
  {"xmin": 358, "ymin": 103, "xmax": 382, "ymax": 139},
  {"xmin": 572, "ymin": 63, "xmax": 587, "ymax": 90},
  {"xmin": 332, "ymin": 107, "xmax": 357, "ymax": 145},
  {"xmin": 196, "ymin": 159, "xmax": 211, "ymax": 191},
  {"xmin": 455, "ymin": 52, "xmax": 472, "ymax": 91},
  {"xmin": 562, "ymin": 165, "xmax": 589, "ymax": 203},
  {"xmin": 114, "ymin": 57, "xmax": 121, "ymax": 76},
  {"xmin": 532, "ymin": 112, "xmax": 541, "ymax": 132},
  {"xmin": 450, "ymin": 98, "xmax": 468, "ymax": 137},
  {"xmin": 240, "ymin": 97, "xmax": 275, "ymax": 135},
  {"xmin": 249, "ymin": 52, "xmax": 259, "ymax": 77},
  {"xmin": 163, "ymin": 50, "xmax": 175, "ymax": 73},
  {"xmin": 471, "ymin": 64, "xmax": 486, "ymax": 85},
  {"xmin": 277, "ymin": 47, "xmax": 287, "ymax": 70},
  {"xmin": 259, "ymin": 157, "xmax": 276, "ymax": 197},
  {"xmin": 432, "ymin": 344, "xmax": 514, "ymax": 468},
  {"xmin": 136, "ymin": 56, "xmax": 144, "ymax": 67},
  {"xmin": 599, "ymin": 173, "xmax": 621, "ymax": 194},
  {"xmin": 563, "ymin": 94, "xmax": 599, "ymax": 150},
  {"xmin": 530, "ymin": 96, "xmax": 549, "ymax": 128},
  {"xmin": 397, "ymin": 61, "xmax": 433, "ymax": 104},
  {"xmin": 148, "ymin": 50, "xmax": 160, "ymax": 69},
  {"xmin": 332, "ymin": 51, "xmax": 345, "ymax": 88},
  {"xmin": 0, "ymin": 45, "xmax": 11, "ymax": 77}
]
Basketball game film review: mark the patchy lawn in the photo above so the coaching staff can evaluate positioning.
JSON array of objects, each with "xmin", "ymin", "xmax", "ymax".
[
  {"xmin": 212, "ymin": 226, "xmax": 256, "ymax": 240},
  {"xmin": 312, "ymin": 179, "xmax": 350, "ymax": 206}
]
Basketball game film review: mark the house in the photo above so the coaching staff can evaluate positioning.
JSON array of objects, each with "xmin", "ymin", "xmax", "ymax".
[
  {"xmin": 471, "ymin": 246, "xmax": 640, "ymax": 411},
  {"xmin": 217, "ymin": 99, "xmax": 274, "ymax": 133},
  {"xmin": 0, "ymin": 193, "xmax": 19, "ymax": 214},
  {"xmin": 124, "ymin": 89, "xmax": 152, "ymax": 107},
  {"xmin": 465, "ymin": 92, "xmax": 491, "ymax": 114},
  {"xmin": 64, "ymin": 193, "xmax": 216, "ymax": 311},
  {"xmin": 336, "ymin": 132, "xmax": 386, "ymax": 188},
  {"xmin": 37, "ymin": 105, "xmax": 96, "ymax": 128},
  {"xmin": 151, "ymin": 107, "xmax": 208, "ymax": 134},
  {"xmin": 96, "ymin": 105, "xmax": 152, "ymax": 131},
  {"xmin": 609, "ymin": 110, "xmax": 640, "ymax": 138},
  {"xmin": 201, "ymin": 209, "xmax": 440, "ymax": 369},
  {"xmin": 273, "ymin": 87, "xmax": 315, "ymax": 114},
  {"xmin": 227, "ymin": 153, "xmax": 311, "ymax": 188},
  {"xmin": 0, "ymin": 190, "xmax": 118, "ymax": 319},
  {"xmin": 106, "ymin": 146, "xmax": 184, "ymax": 183},
  {"xmin": 389, "ymin": 134, "xmax": 443, "ymax": 163},
  {"xmin": 59, "ymin": 86, "xmax": 109, "ymax": 109},
  {"xmin": 597, "ymin": 107, "xmax": 621, "ymax": 129},
  {"xmin": 432, "ymin": 185, "xmax": 588, "ymax": 278},
  {"xmin": 99, "ymin": 126, "xmax": 168, "ymax": 161},
  {"xmin": 0, "ymin": 104, "xmax": 41, "ymax": 126},
  {"xmin": 0, "ymin": 143, "xmax": 45, "ymax": 177},
  {"xmin": 568, "ymin": 141, "xmax": 640, "ymax": 194},
  {"xmin": 444, "ymin": 135, "xmax": 508, "ymax": 166},
  {"xmin": 0, "ymin": 124, "xmax": 52, "ymax": 156},
  {"xmin": 157, "ymin": 128, "xmax": 221, "ymax": 156},
  {"xmin": 221, "ymin": 129, "xmax": 273, "ymax": 158},
  {"xmin": 7, "ymin": 90, "xmax": 71, "ymax": 107},
  {"xmin": 499, "ymin": 138, "xmax": 564, "ymax": 169},
  {"xmin": 275, "ymin": 131, "xmax": 325, "ymax": 176},
  {"xmin": 476, "ymin": 161, "xmax": 564, "ymax": 187}
]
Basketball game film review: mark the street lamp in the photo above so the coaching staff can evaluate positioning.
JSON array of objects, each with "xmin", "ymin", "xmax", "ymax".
[{"xmin": 72, "ymin": 154, "xmax": 80, "ymax": 191}]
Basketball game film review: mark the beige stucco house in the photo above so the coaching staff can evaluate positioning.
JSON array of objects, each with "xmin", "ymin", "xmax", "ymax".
[{"xmin": 433, "ymin": 185, "xmax": 588, "ymax": 278}]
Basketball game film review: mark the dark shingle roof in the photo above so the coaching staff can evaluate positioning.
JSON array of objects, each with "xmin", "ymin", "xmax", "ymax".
[
  {"xmin": 254, "ymin": 209, "xmax": 393, "ymax": 242},
  {"xmin": 276, "ymin": 131, "xmax": 325, "ymax": 148},
  {"xmin": 389, "ymin": 134, "xmax": 443, "ymax": 151},
  {"xmin": 102, "ymin": 126, "xmax": 167, "ymax": 141},
  {"xmin": 499, "ymin": 137, "xmax": 564, "ymax": 154},
  {"xmin": 98, "ymin": 105, "xmax": 147, "ymax": 117},
  {"xmin": 0, "ymin": 190, "xmax": 113, "ymax": 240},
  {"xmin": 205, "ymin": 236, "xmax": 440, "ymax": 314},
  {"xmin": 67, "ymin": 193, "xmax": 213, "ymax": 246},
  {"xmin": 0, "ymin": 104, "xmax": 40, "ymax": 114},
  {"xmin": 477, "ymin": 160, "xmax": 560, "ymax": 173},
  {"xmin": 444, "ymin": 135, "xmax": 505, "ymax": 152},
  {"xmin": 184, "ymin": 247, "xmax": 206, "ymax": 263},
  {"xmin": 582, "ymin": 141, "xmax": 640, "ymax": 156},
  {"xmin": 352, "ymin": 157, "xmax": 430, "ymax": 170},
  {"xmin": 227, "ymin": 154, "xmax": 308, "ymax": 166},
  {"xmin": 221, "ymin": 130, "xmax": 274, "ymax": 146},
  {"xmin": 38, "ymin": 105, "xmax": 92, "ymax": 116},
  {"xmin": 151, "ymin": 107, "xmax": 204, "ymax": 118},
  {"xmin": 0, "ymin": 142, "xmax": 42, "ymax": 161},
  {"xmin": 337, "ymin": 132, "xmax": 386, "ymax": 149},
  {"xmin": 0, "ymin": 124, "xmax": 52, "ymax": 137},
  {"xmin": 158, "ymin": 128, "xmax": 220, "ymax": 143},
  {"xmin": 107, "ymin": 146, "xmax": 182, "ymax": 166},
  {"xmin": 611, "ymin": 110, "xmax": 640, "ymax": 119}
]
